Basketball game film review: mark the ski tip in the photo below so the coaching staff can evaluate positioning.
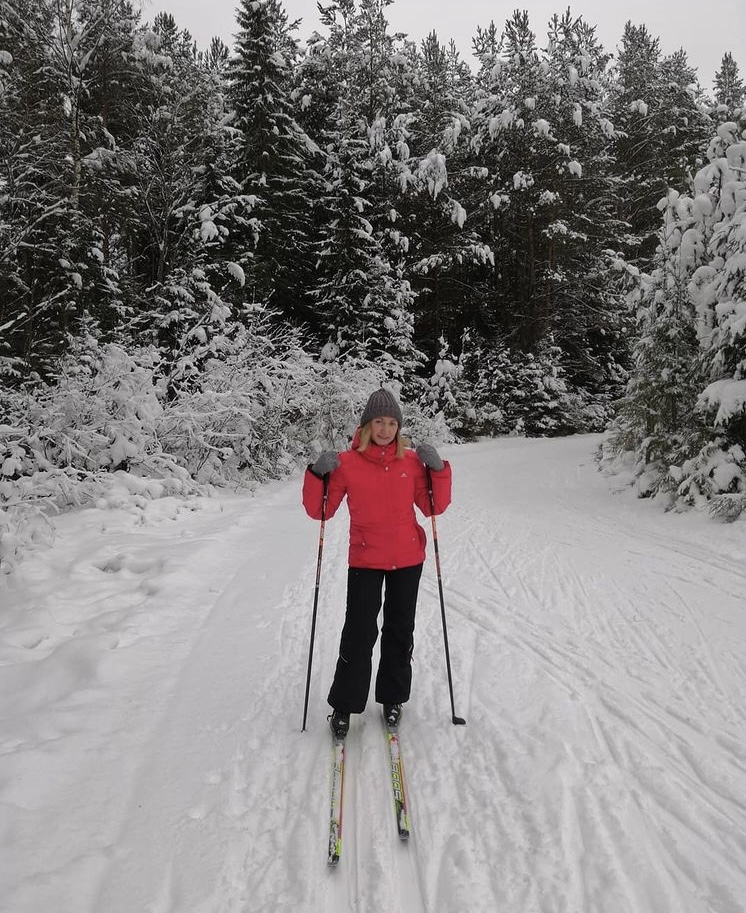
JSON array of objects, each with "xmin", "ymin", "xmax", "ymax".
[{"xmin": 452, "ymin": 716, "xmax": 466, "ymax": 726}]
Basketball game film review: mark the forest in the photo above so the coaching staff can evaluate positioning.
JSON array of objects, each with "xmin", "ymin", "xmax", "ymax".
[{"xmin": 1, "ymin": 0, "xmax": 745, "ymax": 566}]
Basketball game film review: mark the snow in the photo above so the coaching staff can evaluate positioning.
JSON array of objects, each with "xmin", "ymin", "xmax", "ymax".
[
  {"xmin": 699, "ymin": 377, "xmax": 746, "ymax": 424},
  {"xmin": 680, "ymin": 227, "xmax": 705, "ymax": 268},
  {"xmin": 199, "ymin": 205, "xmax": 219, "ymax": 242},
  {"xmin": 513, "ymin": 170, "xmax": 535, "ymax": 191},
  {"xmin": 226, "ymin": 261, "xmax": 246, "ymax": 286},
  {"xmin": 1, "ymin": 436, "xmax": 746, "ymax": 913},
  {"xmin": 693, "ymin": 193, "xmax": 714, "ymax": 218},
  {"xmin": 450, "ymin": 200, "xmax": 466, "ymax": 228},
  {"xmin": 418, "ymin": 151, "xmax": 448, "ymax": 200}
]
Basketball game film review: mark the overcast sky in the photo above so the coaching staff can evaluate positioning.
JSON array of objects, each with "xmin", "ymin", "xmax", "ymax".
[{"xmin": 141, "ymin": 0, "xmax": 744, "ymax": 91}]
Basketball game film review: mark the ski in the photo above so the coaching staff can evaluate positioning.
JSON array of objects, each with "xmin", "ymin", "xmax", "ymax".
[
  {"xmin": 385, "ymin": 725, "xmax": 410, "ymax": 840},
  {"xmin": 327, "ymin": 737, "xmax": 345, "ymax": 866}
]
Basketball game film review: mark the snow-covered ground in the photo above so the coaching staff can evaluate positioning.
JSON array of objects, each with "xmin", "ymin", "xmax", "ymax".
[{"xmin": 1, "ymin": 435, "xmax": 745, "ymax": 913}]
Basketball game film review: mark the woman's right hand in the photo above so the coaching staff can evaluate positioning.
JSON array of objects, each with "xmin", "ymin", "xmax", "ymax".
[{"xmin": 311, "ymin": 451, "xmax": 340, "ymax": 476}]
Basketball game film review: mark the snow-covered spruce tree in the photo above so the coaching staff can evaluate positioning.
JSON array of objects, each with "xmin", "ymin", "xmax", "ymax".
[
  {"xmin": 308, "ymin": 134, "xmax": 423, "ymax": 384},
  {"xmin": 604, "ymin": 117, "xmax": 746, "ymax": 514},
  {"xmin": 610, "ymin": 23, "xmax": 711, "ymax": 265},
  {"xmin": 680, "ymin": 120, "xmax": 746, "ymax": 514},
  {"xmin": 326, "ymin": 162, "xmax": 424, "ymax": 387},
  {"xmin": 467, "ymin": 11, "xmax": 627, "ymax": 427},
  {"xmin": 227, "ymin": 0, "xmax": 322, "ymax": 326},
  {"xmin": 604, "ymin": 220, "xmax": 706, "ymax": 497},
  {"xmin": 460, "ymin": 334, "xmax": 577, "ymax": 437}
]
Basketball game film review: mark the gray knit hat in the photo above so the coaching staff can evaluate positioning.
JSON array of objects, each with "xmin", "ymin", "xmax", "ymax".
[{"xmin": 360, "ymin": 388, "xmax": 403, "ymax": 427}]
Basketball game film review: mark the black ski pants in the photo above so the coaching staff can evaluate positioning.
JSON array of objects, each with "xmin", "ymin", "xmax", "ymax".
[{"xmin": 328, "ymin": 564, "xmax": 423, "ymax": 714}]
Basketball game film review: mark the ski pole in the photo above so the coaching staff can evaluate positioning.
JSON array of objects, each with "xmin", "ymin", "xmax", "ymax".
[
  {"xmin": 302, "ymin": 473, "xmax": 330, "ymax": 732},
  {"xmin": 427, "ymin": 468, "xmax": 466, "ymax": 726}
]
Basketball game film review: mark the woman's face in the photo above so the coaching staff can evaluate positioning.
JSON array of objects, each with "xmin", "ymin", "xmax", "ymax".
[{"xmin": 370, "ymin": 416, "xmax": 399, "ymax": 446}]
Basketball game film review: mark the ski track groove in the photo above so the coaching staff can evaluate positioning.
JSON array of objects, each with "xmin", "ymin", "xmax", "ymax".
[{"xmin": 434, "ymin": 441, "xmax": 746, "ymax": 912}]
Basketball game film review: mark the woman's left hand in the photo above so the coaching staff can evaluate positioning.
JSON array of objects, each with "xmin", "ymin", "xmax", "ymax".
[{"xmin": 416, "ymin": 443, "xmax": 444, "ymax": 471}]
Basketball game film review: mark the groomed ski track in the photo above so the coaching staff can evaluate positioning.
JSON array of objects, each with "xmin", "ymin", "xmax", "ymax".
[{"xmin": 4, "ymin": 436, "xmax": 746, "ymax": 913}]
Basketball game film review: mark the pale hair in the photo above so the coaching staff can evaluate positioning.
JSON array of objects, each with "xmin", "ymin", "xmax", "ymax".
[{"xmin": 357, "ymin": 421, "xmax": 409, "ymax": 458}]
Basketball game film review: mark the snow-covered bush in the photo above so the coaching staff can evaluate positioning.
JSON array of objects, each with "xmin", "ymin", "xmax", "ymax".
[
  {"xmin": 459, "ymin": 340, "xmax": 609, "ymax": 438},
  {"xmin": 0, "ymin": 322, "xmax": 451, "ymax": 569},
  {"xmin": 158, "ymin": 314, "xmax": 314, "ymax": 484},
  {"xmin": 673, "ymin": 440, "xmax": 746, "ymax": 510},
  {"xmin": 0, "ymin": 338, "xmax": 195, "ymax": 570},
  {"xmin": 32, "ymin": 341, "xmax": 181, "ymax": 475}
]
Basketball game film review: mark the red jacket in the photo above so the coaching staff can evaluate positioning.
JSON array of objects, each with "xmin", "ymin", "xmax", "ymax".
[{"xmin": 302, "ymin": 438, "xmax": 452, "ymax": 571}]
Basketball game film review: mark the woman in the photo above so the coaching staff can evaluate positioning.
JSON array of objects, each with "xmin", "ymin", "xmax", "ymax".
[{"xmin": 302, "ymin": 388, "xmax": 452, "ymax": 738}]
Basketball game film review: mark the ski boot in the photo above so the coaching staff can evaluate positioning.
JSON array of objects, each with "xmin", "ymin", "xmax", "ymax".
[
  {"xmin": 383, "ymin": 703, "xmax": 402, "ymax": 729},
  {"xmin": 329, "ymin": 710, "xmax": 350, "ymax": 740}
]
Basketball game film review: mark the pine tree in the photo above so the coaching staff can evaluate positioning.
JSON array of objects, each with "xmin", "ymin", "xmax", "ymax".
[
  {"xmin": 118, "ymin": 13, "xmax": 253, "ymax": 396},
  {"xmin": 713, "ymin": 52, "xmax": 744, "ymax": 109},
  {"xmin": 610, "ymin": 22, "xmax": 710, "ymax": 263},
  {"xmin": 0, "ymin": 0, "xmax": 144, "ymax": 380},
  {"xmin": 293, "ymin": 0, "xmax": 425, "ymax": 383},
  {"xmin": 401, "ymin": 30, "xmax": 496, "ymax": 362},
  {"xmin": 468, "ymin": 10, "xmax": 627, "ymax": 415},
  {"xmin": 0, "ymin": 0, "xmax": 63, "ymax": 381},
  {"xmin": 204, "ymin": 36, "xmax": 230, "ymax": 73}
]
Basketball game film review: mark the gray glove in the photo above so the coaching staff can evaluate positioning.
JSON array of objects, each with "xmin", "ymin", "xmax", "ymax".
[
  {"xmin": 416, "ymin": 443, "xmax": 444, "ymax": 471},
  {"xmin": 311, "ymin": 450, "xmax": 340, "ymax": 476}
]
